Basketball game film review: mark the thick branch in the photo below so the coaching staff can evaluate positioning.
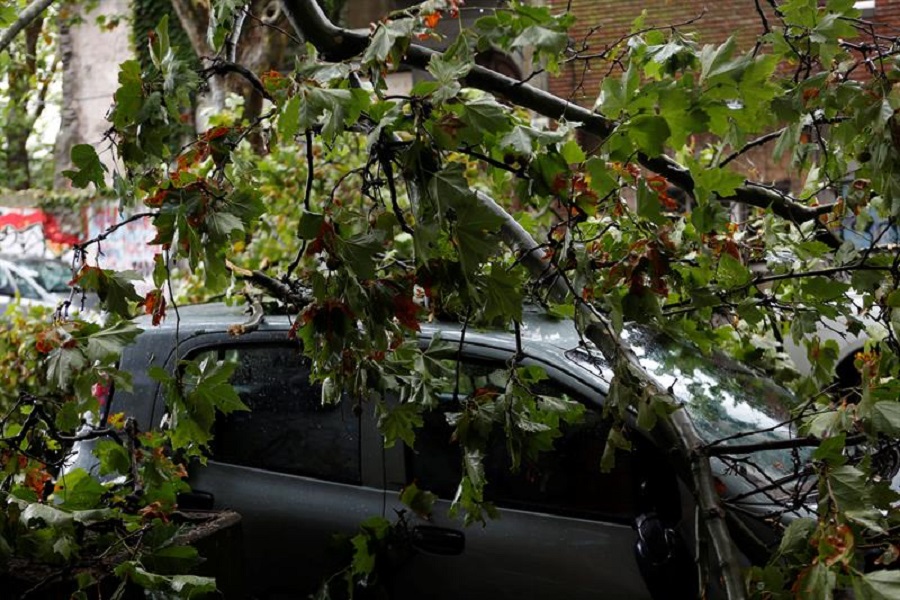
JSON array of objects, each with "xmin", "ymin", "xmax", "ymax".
[
  {"xmin": 0, "ymin": 0, "xmax": 55, "ymax": 54},
  {"xmin": 281, "ymin": 0, "xmax": 834, "ymax": 238}
]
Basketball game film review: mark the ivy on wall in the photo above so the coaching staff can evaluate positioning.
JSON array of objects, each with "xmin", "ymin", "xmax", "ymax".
[{"xmin": 132, "ymin": 0, "xmax": 199, "ymax": 71}]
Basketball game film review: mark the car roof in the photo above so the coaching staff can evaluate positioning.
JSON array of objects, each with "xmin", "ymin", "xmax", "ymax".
[{"xmin": 134, "ymin": 302, "xmax": 585, "ymax": 347}]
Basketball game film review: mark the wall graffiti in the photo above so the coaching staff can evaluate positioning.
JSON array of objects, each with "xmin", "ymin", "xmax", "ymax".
[
  {"xmin": 84, "ymin": 204, "xmax": 156, "ymax": 276},
  {"xmin": 0, "ymin": 208, "xmax": 78, "ymax": 258},
  {"xmin": 0, "ymin": 204, "xmax": 157, "ymax": 281}
]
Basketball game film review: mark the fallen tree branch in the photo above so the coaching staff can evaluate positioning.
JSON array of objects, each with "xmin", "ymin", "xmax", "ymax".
[
  {"xmin": 281, "ymin": 0, "xmax": 838, "ymax": 243},
  {"xmin": 0, "ymin": 0, "xmax": 55, "ymax": 54}
]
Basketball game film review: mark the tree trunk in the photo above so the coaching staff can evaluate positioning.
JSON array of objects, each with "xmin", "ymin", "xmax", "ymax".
[
  {"xmin": 169, "ymin": 0, "xmax": 291, "ymax": 138},
  {"xmin": 52, "ymin": 15, "xmax": 76, "ymax": 189},
  {"xmin": 4, "ymin": 16, "xmax": 43, "ymax": 189}
]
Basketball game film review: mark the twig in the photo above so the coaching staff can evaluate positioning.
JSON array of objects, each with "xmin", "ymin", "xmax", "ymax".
[
  {"xmin": 305, "ymin": 129, "xmax": 315, "ymax": 211},
  {"xmin": 200, "ymin": 59, "xmax": 274, "ymax": 102},
  {"xmin": 74, "ymin": 212, "xmax": 157, "ymax": 252},
  {"xmin": 706, "ymin": 433, "xmax": 867, "ymax": 456},
  {"xmin": 719, "ymin": 128, "xmax": 786, "ymax": 168}
]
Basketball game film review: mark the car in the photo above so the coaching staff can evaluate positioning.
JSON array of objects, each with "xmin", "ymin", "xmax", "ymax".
[
  {"xmin": 67, "ymin": 302, "xmax": 823, "ymax": 600},
  {"xmin": 0, "ymin": 256, "xmax": 62, "ymax": 313}
]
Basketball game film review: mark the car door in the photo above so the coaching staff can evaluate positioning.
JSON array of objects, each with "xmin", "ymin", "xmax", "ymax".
[
  {"xmin": 177, "ymin": 337, "xmax": 390, "ymax": 599},
  {"xmin": 385, "ymin": 357, "xmax": 658, "ymax": 600}
]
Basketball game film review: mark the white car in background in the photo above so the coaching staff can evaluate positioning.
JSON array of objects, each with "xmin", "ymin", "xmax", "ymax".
[{"xmin": 0, "ymin": 256, "xmax": 61, "ymax": 313}]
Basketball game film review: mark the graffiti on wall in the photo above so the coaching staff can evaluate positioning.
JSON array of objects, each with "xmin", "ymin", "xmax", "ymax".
[
  {"xmin": 84, "ymin": 204, "xmax": 156, "ymax": 276},
  {"xmin": 0, "ymin": 204, "xmax": 157, "ymax": 279},
  {"xmin": 0, "ymin": 208, "xmax": 80, "ymax": 258}
]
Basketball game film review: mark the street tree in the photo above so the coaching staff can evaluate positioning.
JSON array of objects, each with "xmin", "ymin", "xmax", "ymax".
[{"xmin": 1, "ymin": 0, "xmax": 900, "ymax": 598}]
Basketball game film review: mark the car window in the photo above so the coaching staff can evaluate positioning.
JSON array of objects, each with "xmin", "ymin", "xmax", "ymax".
[
  {"xmin": 22, "ymin": 260, "xmax": 71, "ymax": 293},
  {"xmin": 0, "ymin": 268, "xmax": 13, "ymax": 295},
  {"xmin": 9, "ymin": 269, "xmax": 41, "ymax": 299},
  {"xmin": 406, "ymin": 362, "xmax": 638, "ymax": 522},
  {"xmin": 193, "ymin": 344, "xmax": 362, "ymax": 485}
]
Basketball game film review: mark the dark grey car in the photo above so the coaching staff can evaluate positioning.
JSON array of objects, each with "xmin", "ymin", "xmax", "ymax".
[{"xmin": 69, "ymin": 303, "xmax": 801, "ymax": 599}]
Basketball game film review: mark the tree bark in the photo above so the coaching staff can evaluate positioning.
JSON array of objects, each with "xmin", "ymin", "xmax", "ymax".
[
  {"xmin": 169, "ymin": 0, "xmax": 290, "ymax": 137},
  {"xmin": 52, "ymin": 16, "xmax": 77, "ymax": 189}
]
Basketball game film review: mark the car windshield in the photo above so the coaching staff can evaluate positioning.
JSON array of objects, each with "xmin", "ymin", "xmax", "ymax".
[
  {"xmin": 567, "ymin": 324, "xmax": 805, "ymax": 489},
  {"xmin": 19, "ymin": 259, "xmax": 72, "ymax": 293}
]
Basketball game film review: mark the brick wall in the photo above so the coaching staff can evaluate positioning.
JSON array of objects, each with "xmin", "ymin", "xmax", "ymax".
[
  {"xmin": 545, "ymin": 1, "xmax": 900, "ymax": 186},
  {"xmin": 547, "ymin": 0, "xmax": 900, "ymax": 106}
]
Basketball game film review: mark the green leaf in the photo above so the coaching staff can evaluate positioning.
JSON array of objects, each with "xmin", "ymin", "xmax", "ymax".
[
  {"xmin": 800, "ymin": 277, "xmax": 850, "ymax": 302},
  {"xmin": 863, "ymin": 570, "xmax": 900, "ymax": 600},
  {"xmin": 297, "ymin": 212, "xmax": 326, "ymax": 239},
  {"xmin": 716, "ymin": 253, "xmax": 751, "ymax": 288},
  {"xmin": 74, "ymin": 268, "xmax": 143, "ymax": 318},
  {"xmin": 480, "ymin": 263, "xmax": 524, "ymax": 324},
  {"xmin": 115, "ymin": 562, "xmax": 217, "ymax": 598},
  {"xmin": 511, "ymin": 25, "xmax": 568, "ymax": 54},
  {"xmin": 46, "ymin": 347, "xmax": 88, "ymax": 391},
  {"xmin": 693, "ymin": 166, "xmax": 745, "ymax": 198},
  {"xmin": 112, "ymin": 60, "xmax": 144, "ymax": 128},
  {"xmin": 699, "ymin": 37, "xmax": 739, "ymax": 83},
  {"xmin": 586, "ymin": 157, "xmax": 619, "ymax": 199},
  {"xmin": 377, "ymin": 401, "xmax": 424, "ymax": 448},
  {"xmin": 627, "ymin": 115, "xmax": 671, "ymax": 156},
  {"xmin": 459, "ymin": 97, "xmax": 512, "ymax": 135},
  {"xmin": 812, "ymin": 433, "xmax": 847, "ymax": 465},
  {"xmin": 636, "ymin": 181, "xmax": 664, "ymax": 224},
  {"xmin": 399, "ymin": 482, "xmax": 437, "ymax": 519},
  {"xmin": 500, "ymin": 127, "xmax": 534, "ymax": 155},
  {"xmin": 63, "ymin": 145, "xmax": 107, "ymax": 190},
  {"xmin": 334, "ymin": 232, "xmax": 383, "ymax": 280},
  {"xmin": 453, "ymin": 196, "xmax": 505, "ymax": 276},
  {"xmin": 85, "ymin": 321, "xmax": 142, "ymax": 363},
  {"xmin": 142, "ymin": 546, "xmax": 203, "ymax": 576},
  {"xmin": 278, "ymin": 95, "xmax": 302, "ymax": 140},
  {"xmin": 54, "ymin": 468, "xmax": 106, "ymax": 510},
  {"xmin": 426, "ymin": 37, "xmax": 472, "ymax": 103},
  {"xmin": 872, "ymin": 401, "xmax": 900, "ymax": 436},
  {"xmin": 427, "ymin": 164, "xmax": 472, "ymax": 215},
  {"xmin": 796, "ymin": 563, "xmax": 836, "ymax": 600},
  {"xmin": 828, "ymin": 465, "xmax": 868, "ymax": 512},
  {"xmin": 362, "ymin": 18, "xmax": 416, "ymax": 67},
  {"xmin": 188, "ymin": 358, "xmax": 246, "ymax": 414},
  {"xmin": 773, "ymin": 517, "xmax": 816, "ymax": 561},
  {"xmin": 94, "ymin": 439, "xmax": 132, "ymax": 476},
  {"xmin": 690, "ymin": 199, "xmax": 728, "ymax": 234},
  {"xmin": 560, "ymin": 139, "xmax": 586, "ymax": 164}
]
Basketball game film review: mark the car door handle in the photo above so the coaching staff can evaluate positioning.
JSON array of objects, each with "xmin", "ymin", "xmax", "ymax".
[
  {"xmin": 177, "ymin": 490, "xmax": 215, "ymax": 510},
  {"xmin": 411, "ymin": 525, "xmax": 465, "ymax": 556}
]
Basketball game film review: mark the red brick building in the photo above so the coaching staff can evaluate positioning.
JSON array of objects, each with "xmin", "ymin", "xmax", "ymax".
[
  {"xmin": 546, "ymin": 0, "xmax": 900, "ymax": 106},
  {"xmin": 544, "ymin": 1, "xmax": 900, "ymax": 187}
]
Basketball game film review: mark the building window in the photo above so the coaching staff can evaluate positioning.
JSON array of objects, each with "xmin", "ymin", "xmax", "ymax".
[{"xmin": 855, "ymin": 0, "xmax": 875, "ymax": 16}]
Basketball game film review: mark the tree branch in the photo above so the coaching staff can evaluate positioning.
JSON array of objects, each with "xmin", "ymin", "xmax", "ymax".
[
  {"xmin": 280, "ymin": 0, "xmax": 838, "ymax": 243},
  {"xmin": 0, "ymin": 0, "xmax": 55, "ymax": 54},
  {"xmin": 200, "ymin": 59, "xmax": 274, "ymax": 102}
]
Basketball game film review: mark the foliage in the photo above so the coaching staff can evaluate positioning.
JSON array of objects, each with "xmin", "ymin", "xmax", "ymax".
[
  {"xmin": 3, "ymin": 0, "xmax": 900, "ymax": 598},
  {"xmin": 0, "ymin": 302, "xmax": 223, "ymax": 595},
  {"xmin": 0, "ymin": 0, "xmax": 61, "ymax": 190}
]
